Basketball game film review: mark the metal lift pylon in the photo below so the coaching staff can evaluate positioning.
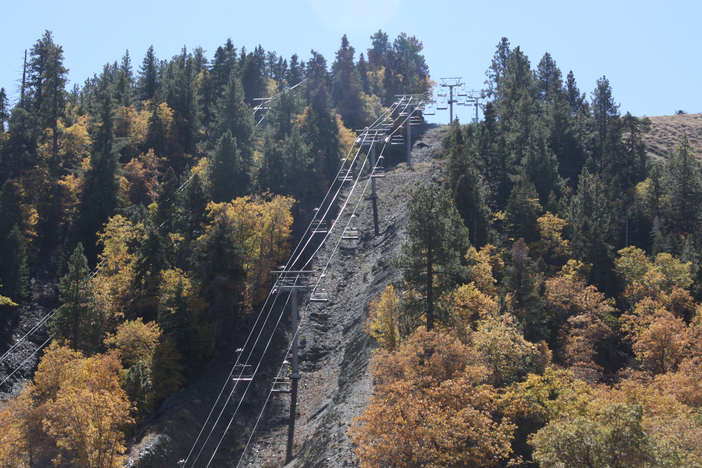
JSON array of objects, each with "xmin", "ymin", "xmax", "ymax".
[
  {"xmin": 272, "ymin": 270, "xmax": 313, "ymax": 464},
  {"xmin": 356, "ymin": 128, "xmax": 385, "ymax": 236}
]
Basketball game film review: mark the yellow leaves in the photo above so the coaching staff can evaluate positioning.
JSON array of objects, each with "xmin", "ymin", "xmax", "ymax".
[
  {"xmin": 470, "ymin": 314, "xmax": 548, "ymax": 387},
  {"xmin": 632, "ymin": 312, "xmax": 687, "ymax": 374},
  {"xmin": 465, "ymin": 243, "xmax": 502, "ymax": 296},
  {"xmin": 0, "ymin": 389, "xmax": 35, "ymax": 467},
  {"xmin": 335, "ymin": 112, "xmax": 356, "ymax": 159},
  {"xmin": 92, "ymin": 215, "xmax": 144, "ymax": 321},
  {"xmin": 59, "ymin": 114, "xmax": 91, "ymax": 169},
  {"xmin": 104, "ymin": 318, "xmax": 161, "ymax": 369},
  {"xmin": 350, "ymin": 328, "xmax": 514, "ymax": 468},
  {"xmin": 121, "ymin": 149, "xmax": 160, "ymax": 207},
  {"xmin": 4, "ymin": 343, "xmax": 135, "ymax": 468},
  {"xmin": 160, "ymin": 268, "xmax": 207, "ymax": 317},
  {"xmin": 201, "ymin": 193, "xmax": 295, "ymax": 305},
  {"xmin": 0, "ymin": 291, "xmax": 17, "ymax": 306},
  {"xmin": 191, "ymin": 156, "xmax": 210, "ymax": 180},
  {"xmin": 370, "ymin": 328, "xmax": 481, "ymax": 392},
  {"xmin": 616, "ymin": 247, "xmax": 692, "ymax": 308},
  {"xmin": 115, "ymin": 104, "xmax": 149, "ymax": 146},
  {"xmin": 366, "ymin": 285, "xmax": 400, "ymax": 351},
  {"xmin": 441, "ymin": 283, "xmax": 497, "ymax": 338},
  {"xmin": 39, "ymin": 347, "xmax": 133, "ymax": 468},
  {"xmin": 531, "ymin": 212, "xmax": 570, "ymax": 269},
  {"xmin": 97, "ymin": 215, "xmax": 143, "ymax": 272}
]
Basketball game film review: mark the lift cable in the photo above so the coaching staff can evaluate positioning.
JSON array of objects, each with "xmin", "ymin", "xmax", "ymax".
[
  {"xmin": 184, "ymin": 136, "xmax": 371, "ymax": 467},
  {"xmin": 234, "ymin": 139, "xmax": 388, "ymax": 467}
]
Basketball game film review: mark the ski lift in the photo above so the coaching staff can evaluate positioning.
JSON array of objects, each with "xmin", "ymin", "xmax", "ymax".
[
  {"xmin": 372, "ymin": 156, "xmax": 386, "ymax": 178},
  {"xmin": 271, "ymin": 376, "xmax": 292, "ymax": 394},
  {"xmin": 343, "ymin": 215, "xmax": 360, "ymax": 240},
  {"xmin": 311, "ymin": 219, "xmax": 327, "ymax": 234},
  {"xmin": 409, "ymin": 114, "xmax": 423, "ymax": 126},
  {"xmin": 436, "ymin": 92, "xmax": 448, "ymax": 110},
  {"xmin": 338, "ymin": 170, "xmax": 354, "ymax": 182},
  {"xmin": 309, "ymin": 289, "xmax": 329, "ymax": 302},
  {"xmin": 388, "ymin": 132, "xmax": 405, "ymax": 145},
  {"xmin": 423, "ymin": 101, "xmax": 437, "ymax": 115},
  {"xmin": 232, "ymin": 364, "xmax": 253, "ymax": 381}
]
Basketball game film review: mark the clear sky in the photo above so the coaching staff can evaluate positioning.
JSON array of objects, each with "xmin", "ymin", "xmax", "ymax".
[{"xmin": 1, "ymin": 0, "xmax": 700, "ymax": 124}]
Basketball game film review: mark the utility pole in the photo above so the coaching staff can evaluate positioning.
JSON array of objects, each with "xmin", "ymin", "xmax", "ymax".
[{"xmin": 272, "ymin": 270, "xmax": 313, "ymax": 465}]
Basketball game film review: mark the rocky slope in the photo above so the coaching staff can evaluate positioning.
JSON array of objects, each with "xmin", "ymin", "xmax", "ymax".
[{"xmin": 124, "ymin": 124, "xmax": 448, "ymax": 468}]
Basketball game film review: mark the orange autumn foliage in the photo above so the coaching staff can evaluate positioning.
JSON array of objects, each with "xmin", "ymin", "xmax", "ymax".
[{"xmin": 349, "ymin": 329, "xmax": 514, "ymax": 467}]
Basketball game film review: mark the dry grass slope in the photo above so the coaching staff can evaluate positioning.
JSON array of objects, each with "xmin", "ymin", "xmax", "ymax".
[{"xmin": 642, "ymin": 113, "xmax": 702, "ymax": 161}]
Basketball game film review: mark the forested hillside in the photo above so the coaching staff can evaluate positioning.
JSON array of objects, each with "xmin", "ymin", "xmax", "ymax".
[
  {"xmin": 350, "ymin": 39, "xmax": 702, "ymax": 467},
  {"xmin": 1, "ymin": 28, "xmax": 701, "ymax": 468},
  {"xmin": 0, "ymin": 29, "xmax": 429, "ymax": 467}
]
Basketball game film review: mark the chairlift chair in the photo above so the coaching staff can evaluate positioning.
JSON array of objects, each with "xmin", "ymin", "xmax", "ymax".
[
  {"xmin": 436, "ymin": 92, "xmax": 449, "ymax": 110},
  {"xmin": 372, "ymin": 155, "xmax": 386, "ymax": 178},
  {"xmin": 311, "ymin": 219, "xmax": 327, "ymax": 234},
  {"xmin": 271, "ymin": 376, "xmax": 292, "ymax": 394},
  {"xmin": 309, "ymin": 289, "xmax": 329, "ymax": 302},
  {"xmin": 338, "ymin": 170, "xmax": 354, "ymax": 182},
  {"xmin": 390, "ymin": 133, "xmax": 405, "ymax": 145},
  {"xmin": 232, "ymin": 364, "xmax": 253, "ymax": 381},
  {"xmin": 343, "ymin": 215, "xmax": 360, "ymax": 240}
]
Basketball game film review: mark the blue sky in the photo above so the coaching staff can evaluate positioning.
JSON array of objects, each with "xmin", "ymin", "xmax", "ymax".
[{"xmin": 1, "ymin": 0, "xmax": 700, "ymax": 124}]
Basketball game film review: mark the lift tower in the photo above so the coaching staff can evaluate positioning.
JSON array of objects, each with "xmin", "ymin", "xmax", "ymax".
[
  {"xmin": 440, "ymin": 77, "xmax": 463, "ymax": 124},
  {"xmin": 271, "ymin": 270, "xmax": 313, "ymax": 464},
  {"xmin": 355, "ymin": 128, "xmax": 386, "ymax": 236}
]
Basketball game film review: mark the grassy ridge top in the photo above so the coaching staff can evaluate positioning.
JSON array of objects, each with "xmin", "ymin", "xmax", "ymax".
[{"xmin": 643, "ymin": 113, "xmax": 702, "ymax": 161}]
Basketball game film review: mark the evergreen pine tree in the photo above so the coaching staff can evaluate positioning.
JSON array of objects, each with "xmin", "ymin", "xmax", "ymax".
[
  {"xmin": 134, "ymin": 229, "xmax": 167, "ymax": 322},
  {"xmin": 182, "ymin": 173, "xmax": 208, "ymax": 242},
  {"xmin": 0, "ymin": 87, "xmax": 8, "ymax": 133},
  {"xmin": 138, "ymin": 45, "xmax": 159, "ymax": 103},
  {"xmin": 210, "ymin": 72, "xmax": 254, "ymax": 169},
  {"xmin": 155, "ymin": 167, "xmax": 179, "ymax": 231},
  {"xmin": 506, "ymin": 238, "xmax": 546, "ymax": 342},
  {"xmin": 332, "ymin": 35, "xmax": 364, "ymax": 129},
  {"xmin": 396, "ymin": 184, "xmax": 470, "ymax": 331},
  {"xmin": 50, "ymin": 243, "xmax": 102, "ymax": 353},
  {"xmin": 0, "ymin": 225, "xmax": 29, "ymax": 302},
  {"xmin": 209, "ymin": 130, "xmax": 248, "ymax": 202},
  {"xmin": 664, "ymin": 136, "xmax": 702, "ymax": 235},
  {"xmin": 158, "ymin": 280, "xmax": 199, "ymax": 379},
  {"xmin": 73, "ymin": 67, "xmax": 120, "ymax": 264},
  {"xmin": 591, "ymin": 76, "xmax": 620, "ymax": 169}
]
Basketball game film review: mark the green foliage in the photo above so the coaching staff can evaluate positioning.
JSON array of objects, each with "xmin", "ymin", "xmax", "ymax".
[
  {"xmin": 531, "ymin": 404, "xmax": 657, "ymax": 468},
  {"xmin": 0, "ymin": 224, "xmax": 29, "ymax": 302},
  {"xmin": 208, "ymin": 129, "xmax": 249, "ymax": 202},
  {"xmin": 471, "ymin": 313, "xmax": 547, "ymax": 387},
  {"xmin": 50, "ymin": 243, "xmax": 103, "ymax": 354},
  {"xmin": 72, "ymin": 67, "xmax": 120, "ymax": 263},
  {"xmin": 396, "ymin": 184, "xmax": 470, "ymax": 330}
]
